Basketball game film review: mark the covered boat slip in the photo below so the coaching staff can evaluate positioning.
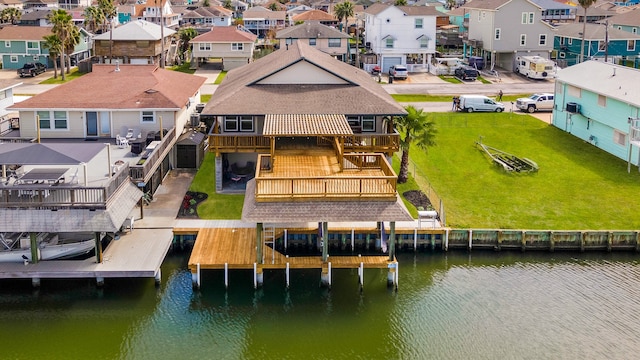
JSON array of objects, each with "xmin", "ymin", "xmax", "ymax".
[{"xmin": 0, "ymin": 228, "xmax": 173, "ymax": 282}]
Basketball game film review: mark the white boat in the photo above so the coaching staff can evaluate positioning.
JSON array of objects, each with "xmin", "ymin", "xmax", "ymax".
[{"xmin": 0, "ymin": 233, "xmax": 95, "ymax": 263}]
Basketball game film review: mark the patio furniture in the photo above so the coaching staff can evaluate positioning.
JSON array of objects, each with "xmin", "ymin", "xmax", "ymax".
[
  {"xmin": 116, "ymin": 135, "xmax": 129, "ymax": 148},
  {"xmin": 130, "ymin": 138, "xmax": 146, "ymax": 155}
]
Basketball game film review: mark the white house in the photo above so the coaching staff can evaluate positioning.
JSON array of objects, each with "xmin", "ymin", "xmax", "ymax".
[
  {"xmin": 363, "ymin": 3, "xmax": 443, "ymax": 73},
  {"xmin": 191, "ymin": 26, "xmax": 257, "ymax": 70}
]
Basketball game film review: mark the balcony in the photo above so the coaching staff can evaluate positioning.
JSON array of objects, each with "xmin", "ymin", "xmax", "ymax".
[
  {"xmin": 253, "ymin": 152, "xmax": 397, "ymax": 202},
  {"xmin": 129, "ymin": 127, "xmax": 176, "ymax": 182}
]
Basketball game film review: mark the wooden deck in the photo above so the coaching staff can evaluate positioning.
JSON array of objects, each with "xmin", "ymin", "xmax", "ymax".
[{"xmin": 186, "ymin": 228, "xmax": 391, "ymax": 272}]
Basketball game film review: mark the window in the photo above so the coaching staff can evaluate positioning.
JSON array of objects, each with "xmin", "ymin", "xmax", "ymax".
[
  {"xmin": 231, "ymin": 43, "xmax": 244, "ymax": 51},
  {"xmin": 328, "ymin": 38, "xmax": 341, "ymax": 47},
  {"xmin": 27, "ymin": 41, "xmax": 38, "ymax": 49},
  {"xmin": 568, "ymin": 38, "xmax": 572, "ymax": 45},
  {"xmin": 10, "ymin": 55, "xmax": 17, "ymax": 63},
  {"xmin": 477, "ymin": 11, "xmax": 481, "ymax": 21},
  {"xmin": 633, "ymin": 27, "xmax": 638, "ymax": 34},
  {"xmin": 597, "ymin": 94, "xmax": 606, "ymax": 107},
  {"xmin": 224, "ymin": 116, "xmax": 238, "ymax": 131},
  {"xmin": 53, "ymin": 111, "xmax": 67, "ymax": 129},
  {"xmin": 598, "ymin": 41, "xmax": 606, "ymax": 51},
  {"xmin": 4, "ymin": 41, "xmax": 9, "ymax": 47},
  {"xmin": 520, "ymin": 34, "xmax": 526, "ymax": 46},
  {"xmin": 37, "ymin": 111, "xmax": 50, "ymax": 129},
  {"xmin": 199, "ymin": 43, "xmax": 211, "ymax": 51},
  {"xmin": 522, "ymin": 12, "xmax": 534, "ymax": 24},
  {"xmin": 495, "ymin": 28, "xmax": 501, "ymax": 40},
  {"xmin": 567, "ymin": 84, "xmax": 581, "ymax": 98},
  {"xmin": 309, "ymin": 38, "xmax": 316, "ymax": 46},
  {"xmin": 136, "ymin": 41, "xmax": 149, "ymax": 48},
  {"xmin": 239, "ymin": 116, "xmax": 253, "ymax": 132},
  {"xmin": 0, "ymin": 90, "xmax": 7, "ymax": 100},
  {"xmin": 141, "ymin": 111, "xmax": 155, "ymax": 123},
  {"xmin": 415, "ymin": 18, "xmax": 423, "ymax": 29},
  {"xmin": 539, "ymin": 34, "xmax": 546, "ymax": 46},
  {"xmin": 419, "ymin": 37, "xmax": 428, "ymax": 48},
  {"xmin": 560, "ymin": 37, "xmax": 565, "ymax": 45},
  {"xmin": 559, "ymin": 52, "xmax": 565, "ymax": 59},
  {"xmin": 482, "ymin": 11, "xmax": 486, "ymax": 18},
  {"xmin": 385, "ymin": 38, "xmax": 394, "ymax": 48},
  {"xmin": 33, "ymin": 55, "xmax": 39, "ymax": 61},
  {"xmin": 529, "ymin": 12, "xmax": 534, "ymax": 23},
  {"xmin": 614, "ymin": 129, "xmax": 626, "ymax": 146},
  {"xmin": 617, "ymin": 26, "xmax": 622, "ymax": 30},
  {"xmin": 628, "ymin": 40, "xmax": 636, "ymax": 51},
  {"xmin": 361, "ymin": 116, "xmax": 375, "ymax": 132}
]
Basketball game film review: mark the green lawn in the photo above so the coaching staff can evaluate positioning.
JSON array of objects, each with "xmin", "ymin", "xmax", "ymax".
[
  {"xmin": 39, "ymin": 68, "xmax": 86, "ymax": 84},
  {"xmin": 189, "ymin": 153, "xmax": 244, "ymax": 219},
  {"xmin": 409, "ymin": 112, "xmax": 640, "ymax": 230},
  {"xmin": 214, "ymin": 71, "xmax": 227, "ymax": 84},
  {"xmin": 439, "ymin": 75, "xmax": 461, "ymax": 84},
  {"xmin": 200, "ymin": 94, "xmax": 212, "ymax": 103},
  {"xmin": 168, "ymin": 62, "xmax": 196, "ymax": 74}
]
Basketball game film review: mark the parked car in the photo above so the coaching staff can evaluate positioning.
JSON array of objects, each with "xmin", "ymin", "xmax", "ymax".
[
  {"xmin": 458, "ymin": 95, "xmax": 504, "ymax": 113},
  {"xmin": 455, "ymin": 66, "xmax": 478, "ymax": 81},
  {"xmin": 388, "ymin": 65, "xmax": 408, "ymax": 80},
  {"xmin": 17, "ymin": 62, "xmax": 46, "ymax": 77},
  {"xmin": 516, "ymin": 93, "xmax": 555, "ymax": 113}
]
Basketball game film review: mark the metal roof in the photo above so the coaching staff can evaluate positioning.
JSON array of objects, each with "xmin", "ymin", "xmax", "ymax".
[
  {"xmin": 0, "ymin": 143, "xmax": 106, "ymax": 165},
  {"xmin": 263, "ymin": 114, "xmax": 352, "ymax": 136}
]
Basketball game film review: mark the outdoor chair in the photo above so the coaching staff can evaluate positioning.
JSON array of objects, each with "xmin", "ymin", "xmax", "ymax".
[
  {"xmin": 116, "ymin": 135, "xmax": 129, "ymax": 148},
  {"xmin": 120, "ymin": 126, "xmax": 129, "ymax": 138}
]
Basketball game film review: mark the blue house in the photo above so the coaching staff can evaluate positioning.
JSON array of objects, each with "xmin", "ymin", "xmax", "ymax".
[
  {"xmin": 552, "ymin": 61, "xmax": 640, "ymax": 167},
  {"xmin": 0, "ymin": 25, "xmax": 92, "ymax": 70},
  {"xmin": 554, "ymin": 22, "xmax": 640, "ymax": 67}
]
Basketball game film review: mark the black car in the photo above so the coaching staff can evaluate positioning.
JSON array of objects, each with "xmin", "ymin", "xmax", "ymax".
[
  {"xmin": 17, "ymin": 62, "xmax": 46, "ymax": 77},
  {"xmin": 454, "ymin": 66, "xmax": 478, "ymax": 81}
]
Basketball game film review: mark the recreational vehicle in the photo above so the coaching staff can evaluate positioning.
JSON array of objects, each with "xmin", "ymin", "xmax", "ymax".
[{"xmin": 515, "ymin": 56, "xmax": 556, "ymax": 79}]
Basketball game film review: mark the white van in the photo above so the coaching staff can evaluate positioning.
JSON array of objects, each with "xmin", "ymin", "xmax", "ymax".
[{"xmin": 458, "ymin": 95, "xmax": 505, "ymax": 113}]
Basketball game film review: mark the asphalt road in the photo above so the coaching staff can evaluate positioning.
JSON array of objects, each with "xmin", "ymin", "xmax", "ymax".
[{"xmin": 382, "ymin": 81, "xmax": 555, "ymax": 96}]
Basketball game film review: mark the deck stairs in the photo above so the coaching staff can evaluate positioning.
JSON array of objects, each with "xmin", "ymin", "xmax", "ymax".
[{"xmin": 263, "ymin": 224, "xmax": 276, "ymax": 264}]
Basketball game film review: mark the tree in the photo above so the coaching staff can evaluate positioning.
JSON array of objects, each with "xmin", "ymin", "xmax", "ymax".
[
  {"xmin": 578, "ymin": 0, "xmax": 595, "ymax": 63},
  {"xmin": 42, "ymin": 35, "xmax": 62, "ymax": 79},
  {"xmin": 48, "ymin": 9, "xmax": 73, "ymax": 81},
  {"xmin": 203, "ymin": 0, "xmax": 210, "ymax": 7},
  {"xmin": 395, "ymin": 106, "xmax": 437, "ymax": 184},
  {"xmin": 223, "ymin": 0, "xmax": 232, "ymax": 10},
  {"xmin": 1, "ymin": 8, "xmax": 22, "ymax": 24},
  {"xmin": 64, "ymin": 25, "xmax": 80, "ymax": 74},
  {"xmin": 98, "ymin": 0, "xmax": 117, "ymax": 62},
  {"xmin": 334, "ymin": 1, "xmax": 354, "ymax": 33},
  {"xmin": 394, "ymin": 0, "xmax": 407, "ymax": 5},
  {"xmin": 83, "ymin": 6, "xmax": 104, "ymax": 34},
  {"xmin": 268, "ymin": 2, "xmax": 279, "ymax": 11},
  {"xmin": 178, "ymin": 27, "xmax": 198, "ymax": 62}
]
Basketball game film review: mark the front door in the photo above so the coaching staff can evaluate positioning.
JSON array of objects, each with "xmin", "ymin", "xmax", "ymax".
[
  {"xmin": 86, "ymin": 111, "xmax": 98, "ymax": 137},
  {"xmin": 86, "ymin": 111, "xmax": 111, "ymax": 137}
]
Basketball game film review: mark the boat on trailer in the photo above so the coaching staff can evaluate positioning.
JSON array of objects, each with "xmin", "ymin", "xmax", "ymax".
[
  {"xmin": 0, "ymin": 232, "xmax": 95, "ymax": 263},
  {"xmin": 476, "ymin": 139, "xmax": 539, "ymax": 173}
]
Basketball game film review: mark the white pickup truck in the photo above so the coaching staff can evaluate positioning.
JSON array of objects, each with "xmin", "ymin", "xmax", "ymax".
[{"xmin": 516, "ymin": 93, "xmax": 554, "ymax": 113}]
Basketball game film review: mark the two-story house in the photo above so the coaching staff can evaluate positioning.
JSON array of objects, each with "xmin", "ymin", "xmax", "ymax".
[
  {"xmin": 531, "ymin": 0, "xmax": 576, "ymax": 24},
  {"xmin": 198, "ymin": 41, "xmax": 411, "ymax": 285},
  {"xmin": 135, "ymin": 0, "xmax": 181, "ymax": 29},
  {"xmin": 551, "ymin": 61, "xmax": 640, "ymax": 167},
  {"xmin": 242, "ymin": 6, "xmax": 286, "ymax": 37},
  {"xmin": 554, "ymin": 22, "xmax": 640, "ymax": 67},
  {"xmin": 605, "ymin": 8, "xmax": 640, "ymax": 35},
  {"xmin": 93, "ymin": 20, "xmax": 176, "ymax": 65},
  {"xmin": 190, "ymin": 26, "xmax": 257, "ymax": 70},
  {"xmin": 364, "ymin": 3, "xmax": 443, "ymax": 73},
  {"xmin": 291, "ymin": 9, "xmax": 338, "ymax": 28},
  {"xmin": 181, "ymin": 6, "xmax": 233, "ymax": 27},
  {"xmin": 463, "ymin": 0, "xmax": 555, "ymax": 71},
  {"xmin": 0, "ymin": 25, "xmax": 91, "ymax": 69},
  {"xmin": 275, "ymin": 22, "xmax": 350, "ymax": 61}
]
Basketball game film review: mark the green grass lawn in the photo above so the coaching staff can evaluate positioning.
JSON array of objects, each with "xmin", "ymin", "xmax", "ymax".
[
  {"xmin": 439, "ymin": 75, "xmax": 461, "ymax": 84},
  {"xmin": 200, "ymin": 94, "xmax": 212, "ymax": 103},
  {"xmin": 410, "ymin": 112, "xmax": 640, "ymax": 230},
  {"xmin": 214, "ymin": 71, "xmax": 227, "ymax": 84},
  {"xmin": 189, "ymin": 153, "xmax": 244, "ymax": 219},
  {"xmin": 168, "ymin": 62, "xmax": 196, "ymax": 74},
  {"xmin": 40, "ymin": 68, "xmax": 85, "ymax": 84}
]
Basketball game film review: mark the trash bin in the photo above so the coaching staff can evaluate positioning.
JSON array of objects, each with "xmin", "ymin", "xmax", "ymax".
[{"xmin": 146, "ymin": 131, "xmax": 156, "ymax": 145}]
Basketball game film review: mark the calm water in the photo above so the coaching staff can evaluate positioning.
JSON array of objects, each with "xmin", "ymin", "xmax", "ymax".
[{"xmin": 2, "ymin": 250, "xmax": 640, "ymax": 360}]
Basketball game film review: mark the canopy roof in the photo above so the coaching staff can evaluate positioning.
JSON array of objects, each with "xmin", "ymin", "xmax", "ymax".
[
  {"xmin": 0, "ymin": 143, "xmax": 105, "ymax": 165},
  {"xmin": 263, "ymin": 114, "xmax": 352, "ymax": 136}
]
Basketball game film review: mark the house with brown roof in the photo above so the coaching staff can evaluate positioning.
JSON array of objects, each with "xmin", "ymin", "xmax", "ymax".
[
  {"xmin": 200, "ymin": 40, "xmax": 411, "ymax": 285},
  {"xmin": 93, "ymin": 20, "xmax": 176, "ymax": 65},
  {"xmin": 190, "ymin": 26, "xmax": 257, "ymax": 70},
  {"xmin": 242, "ymin": 6, "xmax": 286, "ymax": 37},
  {"xmin": 0, "ymin": 0, "xmax": 24, "ymax": 10},
  {"xmin": 276, "ymin": 22, "xmax": 349, "ymax": 61},
  {"xmin": 291, "ymin": 9, "xmax": 338, "ymax": 28},
  {"xmin": 180, "ymin": 6, "xmax": 233, "ymax": 28}
]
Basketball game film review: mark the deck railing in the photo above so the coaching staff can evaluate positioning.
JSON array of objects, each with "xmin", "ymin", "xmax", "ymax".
[
  {"xmin": 342, "ymin": 133, "xmax": 400, "ymax": 154},
  {"xmin": 255, "ymin": 153, "xmax": 397, "ymax": 201},
  {"xmin": 0, "ymin": 163, "xmax": 131, "ymax": 209},
  {"xmin": 208, "ymin": 134, "xmax": 271, "ymax": 153},
  {"xmin": 129, "ymin": 127, "xmax": 175, "ymax": 182}
]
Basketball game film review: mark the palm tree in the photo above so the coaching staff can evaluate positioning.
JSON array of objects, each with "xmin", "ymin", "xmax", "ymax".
[
  {"xmin": 268, "ymin": 2, "xmax": 279, "ymax": 11},
  {"xmin": 48, "ymin": 9, "xmax": 72, "ymax": 81},
  {"xmin": 42, "ymin": 35, "xmax": 62, "ymax": 79},
  {"xmin": 64, "ymin": 25, "xmax": 80, "ymax": 73},
  {"xmin": 178, "ymin": 27, "xmax": 198, "ymax": 62},
  {"xmin": 578, "ymin": 0, "xmax": 595, "ymax": 63},
  {"xmin": 83, "ymin": 6, "xmax": 104, "ymax": 34},
  {"xmin": 223, "ymin": 0, "xmax": 232, "ymax": 10},
  {"xmin": 98, "ymin": 0, "xmax": 117, "ymax": 63},
  {"xmin": 334, "ymin": 2, "xmax": 354, "ymax": 33},
  {"xmin": 395, "ymin": 106, "xmax": 437, "ymax": 184},
  {"xmin": 1, "ymin": 8, "xmax": 22, "ymax": 24},
  {"xmin": 395, "ymin": 0, "xmax": 408, "ymax": 5}
]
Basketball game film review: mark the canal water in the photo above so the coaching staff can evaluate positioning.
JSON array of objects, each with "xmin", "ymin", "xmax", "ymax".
[{"xmin": 2, "ymin": 250, "xmax": 640, "ymax": 359}]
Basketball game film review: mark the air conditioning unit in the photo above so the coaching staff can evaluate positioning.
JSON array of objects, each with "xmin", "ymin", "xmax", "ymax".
[
  {"xmin": 190, "ymin": 113, "xmax": 200, "ymax": 127},
  {"xmin": 566, "ymin": 102, "xmax": 580, "ymax": 113}
]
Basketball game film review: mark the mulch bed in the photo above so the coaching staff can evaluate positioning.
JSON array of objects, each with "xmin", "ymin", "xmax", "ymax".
[
  {"xmin": 178, "ymin": 191, "xmax": 208, "ymax": 218},
  {"xmin": 402, "ymin": 190, "xmax": 433, "ymax": 211}
]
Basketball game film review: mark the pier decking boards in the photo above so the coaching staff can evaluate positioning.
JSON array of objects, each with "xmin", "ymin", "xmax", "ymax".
[{"xmin": 186, "ymin": 228, "xmax": 392, "ymax": 272}]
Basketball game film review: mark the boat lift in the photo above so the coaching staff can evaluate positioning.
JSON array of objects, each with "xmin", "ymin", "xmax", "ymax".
[{"xmin": 476, "ymin": 137, "xmax": 538, "ymax": 173}]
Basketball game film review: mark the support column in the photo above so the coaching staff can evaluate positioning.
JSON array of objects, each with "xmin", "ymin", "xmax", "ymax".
[
  {"xmin": 256, "ymin": 223, "xmax": 263, "ymax": 264},
  {"xmin": 192, "ymin": 263, "xmax": 201, "ymax": 289},
  {"xmin": 387, "ymin": 261, "xmax": 398, "ymax": 290},
  {"xmin": 215, "ymin": 155, "xmax": 223, "ymax": 192},
  {"xmin": 96, "ymin": 277, "xmax": 104, "ymax": 287},
  {"xmin": 322, "ymin": 222, "xmax": 328, "ymax": 262},
  {"xmin": 30, "ymin": 232, "xmax": 38, "ymax": 264},
  {"xmin": 321, "ymin": 262, "xmax": 331, "ymax": 288},
  {"xmin": 94, "ymin": 232, "xmax": 103, "ymax": 264},
  {"xmin": 32, "ymin": 278, "xmax": 41, "ymax": 288},
  {"xmin": 254, "ymin": 263, "xmax": 263, "ymax": 288},
  {"xmin": 388, "ymin": 221, "xmax": 396, "ymax": 261},
  {"xmin": 154, "ymin": 269, "xmax": 161, "ymax": 285}
]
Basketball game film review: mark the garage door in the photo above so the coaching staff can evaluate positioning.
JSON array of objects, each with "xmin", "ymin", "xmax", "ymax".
[
  {"xmin": 130, "ymin": 58, "xmax": 149, "ymax": 65},
  {"xmin": 382, "ymin": 57, "xmax": 402, "ymax": 73}
]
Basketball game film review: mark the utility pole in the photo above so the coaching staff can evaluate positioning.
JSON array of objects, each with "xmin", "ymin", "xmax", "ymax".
[
  {"xmin": 604, "ymin": 20, "xmax": 609, "ymax": 63},
  {"xmin": 158, "ymin": 0, "xmax": 165, "ymax": 67},
  {"xmin": 355, "ymin": 17, "xmax": 360, "ymax": 69}
]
